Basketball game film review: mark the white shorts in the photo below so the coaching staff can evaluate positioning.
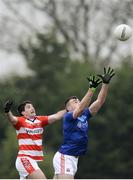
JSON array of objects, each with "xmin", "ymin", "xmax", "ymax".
[
  {"xmin": 15, "ymin": 156, "xmax": 40, "ymax": 179},
  {"xmin": 53, "ymin": 151, "xmax": 79, "ymax": 176}
]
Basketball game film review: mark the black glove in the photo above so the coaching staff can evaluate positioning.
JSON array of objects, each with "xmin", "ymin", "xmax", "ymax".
[
  {"xmin": 87, "ymin": 75, "xmax": 102, "ymax": 90},
  {"xmin": 98, "ymin": 67, "xmax": 115, "ymax": 84},
  {"xmin": 4, "ymin": 100, "xmax": 13, "ymax": 113}
]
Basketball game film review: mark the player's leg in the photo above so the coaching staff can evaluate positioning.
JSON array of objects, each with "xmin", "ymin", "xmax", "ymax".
[
  {"xmin": 16, "ymin": 156, "xmax": 46, "ymax": 179},
  {"xmin": 27, "ymin": 169, "xmax": 46, "ymax": 179},
  {"xmin": 53, "ymin": 151, "xmax": 78, "ymax": 179},
  {"xmin": 55, "ymin": 174, "xmax": 74, "ymax": 179},
  {"xmin": 53, "ymin": 173, "xmax": 73, "ymax": 179},
  {"xmin": 53, "ymin": 174, "xmax": 57, "ymax": 179}
]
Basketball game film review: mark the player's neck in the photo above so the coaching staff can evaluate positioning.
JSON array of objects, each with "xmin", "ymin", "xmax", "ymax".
[{"xmin": 25, "ymin": 115, "xmax": 36, "ymax": 120}]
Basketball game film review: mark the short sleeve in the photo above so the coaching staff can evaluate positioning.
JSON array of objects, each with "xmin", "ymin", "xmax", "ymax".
[
  {"xmin": 64, "ymin": 112, "xmax": 73, "ymax": 121},
  {"xmin": 84, "ymin": 108, "xmax": 92, "ymax": 119},
  {"xmin": 38, "ymin": 116, "xmax": 49, "ymax": 127},
  {"xmin": 13, "ymin": 117, "xmax": 24, "ymax": 130}
]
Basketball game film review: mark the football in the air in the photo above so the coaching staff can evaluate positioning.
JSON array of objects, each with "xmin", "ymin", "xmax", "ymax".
[{"xmin": 114, "ymin": 24, "xmax": 132, "ymax": 41}]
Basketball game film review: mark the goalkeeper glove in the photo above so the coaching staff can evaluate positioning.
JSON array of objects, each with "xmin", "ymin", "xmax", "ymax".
[
  {"xmin": 98, "ymin": 67, "xmax": 115, "ymax": 84},
  {"xmin": 87, "ymin": 75, "xmax": 102, "ymax": 92},
  {"xmin": 4, "ymin": 100, "xmax": 13, "ymax": 113}
]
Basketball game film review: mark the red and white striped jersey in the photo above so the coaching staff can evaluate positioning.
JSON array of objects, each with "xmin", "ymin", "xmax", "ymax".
[{"xmin": 14, "ymin": 116, "xmax": 49, "ymax": 161}]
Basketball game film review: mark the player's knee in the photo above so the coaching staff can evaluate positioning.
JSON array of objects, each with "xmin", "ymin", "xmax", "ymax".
[{"xmin": 27, "ymin": 169, "xmax": 47, "ymax": 179}]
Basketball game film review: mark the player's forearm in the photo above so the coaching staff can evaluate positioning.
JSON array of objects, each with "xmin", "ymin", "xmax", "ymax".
[
  {"xmin": 5, "ymin": 111, "xmax": 18, "ymax": 125},
  {"xmin": 80, "ymin": 88, "xmax": 94, "ymax": 109},
  {"xmin": 89, "ymin": 84, "xmax": 109, "ymax": 116},
  {"xmin": 73, "ymin": 89, "xmax": 94, "ymax": 118},
  {"xmin": 74, "ymin": 88, "xmax": 94, "ymax": 117},
  {"xmin": 48, "ymin": 109, "xmax": 66, "ymax": 124},
  {"xmin": 56, "ymin": 109, "xmax": 66, "ymax": 119},
  {"xmin": 97, "ymin": 83, "xmax": 109, "ymax": 105}
]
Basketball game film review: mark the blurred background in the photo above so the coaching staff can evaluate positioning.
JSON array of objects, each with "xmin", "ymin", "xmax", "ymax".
[{"xmin": 0, "ymin": 0, "xmax": 133, "ymax": 178}]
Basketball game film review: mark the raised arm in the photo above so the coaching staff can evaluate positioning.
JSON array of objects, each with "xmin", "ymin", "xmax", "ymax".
[
  {"xmin": 73, "ymin": 75, "xmax": 102, "ymax": 118},
  {"xmin": 4, "ymin": 100, "xmax": 18, "ymax": 125},
  {"xmin": 89, "ymin": 67, "xmax": 115, "ymax": 116},
  {"xmin": 89, "ymin": 84, "xmax": 108, "ymax": 116},
  {"xmin": 48, "ymin": 109, "xmax": 66, "ymax": 124}
]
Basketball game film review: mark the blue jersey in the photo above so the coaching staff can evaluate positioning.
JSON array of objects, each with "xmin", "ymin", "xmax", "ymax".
[{"xmin": 59, "ymin": 108, "xmax": 92, "ymax": 156}]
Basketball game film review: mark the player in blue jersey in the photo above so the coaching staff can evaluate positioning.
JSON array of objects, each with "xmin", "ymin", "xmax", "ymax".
[{"xmin": 53, "ymin": 67, "xmax": 115, "ymax": 179}]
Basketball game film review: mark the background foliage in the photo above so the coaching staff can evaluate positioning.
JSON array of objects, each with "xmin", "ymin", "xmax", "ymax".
[{"xmin": 0, "ymin": 33, "xmax": 133, "ymax": 178}]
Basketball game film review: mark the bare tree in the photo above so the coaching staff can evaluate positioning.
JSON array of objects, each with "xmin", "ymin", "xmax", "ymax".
[{"xmin": 1, "ymin": 0, "xmax": 133, "ymax": 66}]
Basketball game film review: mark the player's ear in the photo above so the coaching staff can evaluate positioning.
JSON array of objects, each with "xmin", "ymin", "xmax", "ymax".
[
  {"xmin": 21, "ymin": 111, "xmax": 25, "ymax": 116},
  {"xmin": 65, "ymin": 106, "xmax": 69, "ymax": 112},
  {"xmin": 65, "ymin": 104, "xmax": 70, "ymax": 112}
]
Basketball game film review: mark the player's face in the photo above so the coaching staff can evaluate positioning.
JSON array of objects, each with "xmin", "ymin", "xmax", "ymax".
[
  {"xmin": 23, "ymin": 103, "xmax": 36, "ymax": 118},
  {"xmin": 67, "ymin": 98, "xmax": 80, "ymax": 111}
]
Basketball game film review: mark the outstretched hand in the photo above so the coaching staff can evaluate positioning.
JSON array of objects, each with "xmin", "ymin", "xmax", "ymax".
[
  {"xmin": 4, "ymin": 100, "xmax": 13, "ymax": 113},
  {"xmin": 98, "ymin": 67, "xmax": 115, "ymax": 84},
  {"xmin": 87, "ymin": 75, "xmax": 102, "ymax": 90}
]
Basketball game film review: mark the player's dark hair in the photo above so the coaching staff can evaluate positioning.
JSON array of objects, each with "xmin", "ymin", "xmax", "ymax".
[
  {"xmin": 18, "ymin": 100, "xmax": 32, "ymax": 116},
  {"xmin": 65, "ymin": 96, "xmax": 78, "ymax": 107}
]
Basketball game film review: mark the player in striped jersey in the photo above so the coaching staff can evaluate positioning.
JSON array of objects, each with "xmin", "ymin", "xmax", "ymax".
[
  {"xmin": 4, "ymin": 100, "xmax": 66, "ymax": 179},
  {"xmin": 53, "ymin": 67, "xmax": 115, "ymax": 179}
]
